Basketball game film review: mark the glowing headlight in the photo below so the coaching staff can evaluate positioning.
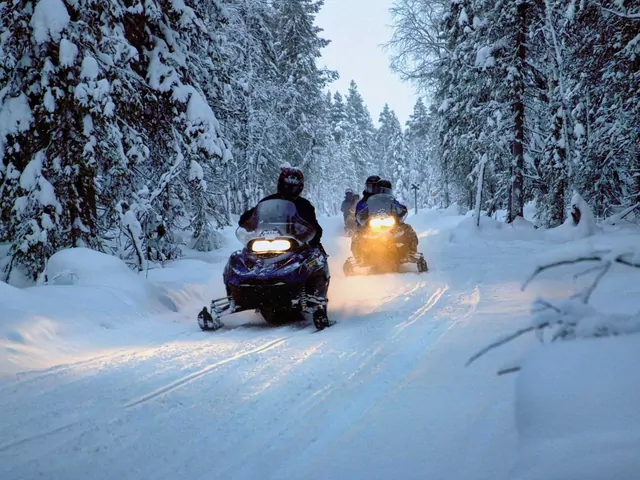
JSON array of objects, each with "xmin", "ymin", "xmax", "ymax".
[
  {"xmin": 369, "ymin": 217, "xmax": 396, "ymax": 228},
  {"xmin": 251, "ymin": 239, "xmax": 292, "ymax": 253}
]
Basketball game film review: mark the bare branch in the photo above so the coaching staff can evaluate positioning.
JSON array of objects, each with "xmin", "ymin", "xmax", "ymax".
[
  {"xmin": 531, "ymin": 298, "xmax": 563, "ymax": 314},
  {"xmin": 573, "ymin": 264, "xmax": 606, "ymax": 280},
  {"xmin": 616, "ymin": 252, "xmax": 640, "ymax": 268},
  {"xmin": 581, "ymin": 261, "xmax": 611, "ymax": 303},
  {"xmin": 522, "ymin": 255, "xmax": 603, "ymax": 290},
  {"xmin": 466, "ymin": 325, "xmax": 543, "ymax": 366},
  {"xmin": 619, "ymin": 203, "xmax": 640, "ymax": 221},
  {"xmin": 497, "ymin": 366, "xmax": 521, "ymax": 376}
]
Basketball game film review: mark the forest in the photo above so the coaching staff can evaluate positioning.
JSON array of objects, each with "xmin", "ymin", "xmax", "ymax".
[{"xmin": 0, "ymin": 0, "xmax": 638, "ymax": 281}]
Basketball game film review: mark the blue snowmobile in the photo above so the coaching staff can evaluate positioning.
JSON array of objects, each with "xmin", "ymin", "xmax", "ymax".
[{"xmin": 197, "ymin": 199, "xmax": 332, "ymax": 331}]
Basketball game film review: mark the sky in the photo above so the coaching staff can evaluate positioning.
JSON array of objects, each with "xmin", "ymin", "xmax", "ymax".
[{"xmin": 315, "ymin": 0, "xmax": 418, "ymax": 128}]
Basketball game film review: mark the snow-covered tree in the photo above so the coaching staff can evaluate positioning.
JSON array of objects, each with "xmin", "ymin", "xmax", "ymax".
[
  {"xmin": 375, "ymin": 104, "xmax": 410, "ymax": 202},
  {"xmin": 344, "ymin": 81, "xmax": 376, "ymax": 184},
  {"xmin": 388, "ymin": 0, "xmax": 639, "ymax": 224},
  {"xmin": 1, "ymin": 0, "xmax": 233, "ymax": 277}
]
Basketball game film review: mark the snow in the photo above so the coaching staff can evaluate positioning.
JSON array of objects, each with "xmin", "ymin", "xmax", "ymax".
[
  {"xmin": 475, "ymin": 46, "xmax": 496, "ymax": 69},
  {"xmin": 17, "ymin": 159, "xmax": 37, "ymax": 190},
  {"xmin": 188, "ymin": 159, "xmax": 204, "ymax": 182},
  {"xmin": 0, "ymin": 94, "xmax": 33, "ymax": 138},
  {"xmin": 43, "ymin": 89, "xmax": 55, "ymax": 112},
  {"xmin": 458, "ymin": 7, "xmax": 469, "ymax": 26},
  {"xmin": 59, "ymin": 38, "xmax": 78, "ymax": 67},
  {"xmin": 30, "ymin": 0, "xmax": 70, "ymax": 44},
  {"xmin": 80, "ymin": 56, "xmax": 99, "ymax": 80},
  {"xmin": 186, "ymin": 89, "xmax": 217, "ymax": 124},
  {"xmin": 1, "ymin": 208, "xmax": 639, "ymax": 479},
  {"xmin": 82, "ymin": 115, "xmax": 93, "ymax": 137},
  {"xmin": 512, "ymin": 335, "xmax": 640, "ymax": 480},
  {"xmin": 74, "ymin": 79, "xmax": 110, "ymax": 106},
  {"xmin": 545, "ymin": 192, "xmax": 599, "ymax": 241}
]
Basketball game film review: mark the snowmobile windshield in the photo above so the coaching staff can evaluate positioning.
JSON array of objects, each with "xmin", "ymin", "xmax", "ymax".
[
  {"xmin": 236, "ymin": 199, "xmax": 316, "ymax": 246},
  {"xmin": 356, "ymin": 193, "xmax": 407, "ymax": 226}
]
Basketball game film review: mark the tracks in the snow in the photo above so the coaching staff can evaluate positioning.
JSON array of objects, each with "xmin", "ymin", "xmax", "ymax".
[{"xmin": 123, "ymin": 336, "xmax": 289, "ymax": 408}]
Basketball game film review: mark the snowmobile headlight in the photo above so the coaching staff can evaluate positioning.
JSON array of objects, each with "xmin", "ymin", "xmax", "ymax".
[
  {"xmin": 251, "ymin": 239, "xmax": 292, "ymax": 253},
  {"xmin": 369, "ymin": 217, "xmax": 396, "ymax": 228}
]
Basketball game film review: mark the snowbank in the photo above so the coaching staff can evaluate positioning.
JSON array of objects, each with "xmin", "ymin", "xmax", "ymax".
[
  {"xmin": 512, "ymin": 335, "xmax": 640, "ymax": 480},
  {"xmin": 545, "ymin": 193, "xmax": 600, "ymax": 242},
  {"xmin": 0, "ymin": 246, "xmax": 233, "ymax": 376},
  {"xmin": 448, "ymin": 214, "xmax": 538, "ymax": 244},
  {"xmin": 442, "ymin": 202, "xmax": 466, "ymax": 216}
]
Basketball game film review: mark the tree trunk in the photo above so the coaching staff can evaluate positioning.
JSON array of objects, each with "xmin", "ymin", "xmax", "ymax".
[{"xmin": 510, "ymin": 0, "xmax": 527, "ymax": 222}]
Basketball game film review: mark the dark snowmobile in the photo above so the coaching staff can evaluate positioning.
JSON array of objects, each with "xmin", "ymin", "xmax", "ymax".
[
  {"xmin": 198, "ymin": 199, "xmax": 332, "ymax": 331},
  {"xmin": 344, "ymin": 193, "xmax": 428, "ymax": 275}
]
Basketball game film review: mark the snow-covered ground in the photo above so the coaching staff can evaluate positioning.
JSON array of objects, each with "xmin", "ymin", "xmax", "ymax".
[{"xmin": 1, "ymin": 207, "xmax": 639, "ymax": 479}]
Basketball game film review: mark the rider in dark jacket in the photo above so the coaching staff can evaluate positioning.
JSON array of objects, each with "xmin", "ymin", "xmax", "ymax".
[
  {"xmin": 238, "ymin": 167, "xmax": 332, "ymax": 328},
  {"xmin": 340, "ymin": 189, "xmax": 359, "ymax": 227},
  {"xmin": 239, "ymin": 167, "xmax": 323, "ymax": 248},
  {"xmin": 355, "ymin": 175, "xmax": 381, "ymax": 217}
]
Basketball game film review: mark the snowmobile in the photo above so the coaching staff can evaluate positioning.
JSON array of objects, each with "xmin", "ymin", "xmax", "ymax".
[
  {"xmin": 343, "ymin": 193, "xmax": 428, "ymax": 276},
  {"xmin": 197, "ymin": 199, "xmax": 333, "ymax": 332}
]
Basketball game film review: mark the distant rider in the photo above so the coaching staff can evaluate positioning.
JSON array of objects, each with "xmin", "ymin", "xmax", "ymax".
[
  {"xmin": 377, "ymin": 179, "xmax": 419, "ymax": 258},
  {"xmin": 355, "ymin": 175, "xmax": 381, "ymax": 218},
  {"xmin": 351, "ymin": 178, "xmax": 419, "ymax": 260},
  {"xmin": 351, "ymin": 175, "xmax": 380, "ymax": 257},
  {"xmin": 341, "ymin": 189, "xmax": 359, "ymax": 228}
]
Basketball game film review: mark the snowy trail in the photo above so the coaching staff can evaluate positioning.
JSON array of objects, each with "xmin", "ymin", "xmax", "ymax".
[{"xmin": 0, "ymin": 211, "xmax": 549, "ymax": 480}]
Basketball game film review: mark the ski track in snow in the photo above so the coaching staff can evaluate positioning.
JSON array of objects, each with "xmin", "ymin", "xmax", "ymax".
[
  {"xmin": 124, "ymin": 336, "xmax": 291, "ymax": 408},
  {"xmin": 0, "ymin": 211, "xmax": 546, "ymax": 480}
]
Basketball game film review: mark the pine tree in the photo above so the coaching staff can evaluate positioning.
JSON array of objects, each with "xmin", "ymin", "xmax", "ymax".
[
  {"xmin": 405, "ymin": 98, "xmax": 439, "ymax": 207},
  {"xmin": 271, "ymin": 0, "xmax": 336, "ymax": 169},
  {"xmin": 0, "ymin": 0, "xmax": 232, "ymax": 277},
  {"xmin": 344, "ymin": 81, "xmax": 376, "ymax": 184}
]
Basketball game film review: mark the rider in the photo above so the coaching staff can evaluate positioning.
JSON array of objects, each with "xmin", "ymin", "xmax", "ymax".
[
  {"xmin": 377, "ymin": 179, "xmax": 419, "ymax": 258},
  {"xmin": 351, "ymin": 175, "xmax": 380, "ymax": 257},
  {"xmin": 239, "ymin": 167, "xmax": 323, "ymax": 248},
  {"xmin": 238, "ymin": 167, "xmax": 332, "ymax": 328},
  {"xmin": 341, "ymin": 189, "xmax": 358, "ymax": 227},
  {"xmin": 355, "ymin": 175, "xmax": 381, "ymax": 218},
  {"xmin": 351, "ymin": 177, "xmax": 419, "ymax": 260}
]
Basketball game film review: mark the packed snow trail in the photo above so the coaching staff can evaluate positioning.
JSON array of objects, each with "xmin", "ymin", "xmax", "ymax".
[{"xmin": 0, "ymin": 210, "xmax": 556, "ymax": 480}]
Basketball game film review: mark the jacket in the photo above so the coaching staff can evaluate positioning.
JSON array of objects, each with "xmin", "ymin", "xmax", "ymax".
[{"xmin": 239, "ymin": 193, "xmax": 323, "ymax": 246}]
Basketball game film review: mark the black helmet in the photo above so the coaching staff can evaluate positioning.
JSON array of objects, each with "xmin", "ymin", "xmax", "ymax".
[
  {"xmin": 377, "ymin": 179, "xmax": 392, "ymax": 194},
  {"xmin": 365, "ymin": 175, "xmax": 381, "ymax": 194},
  {"xmin": 277, "ymin": 167, "xmax": 304, "ymax": 198}
]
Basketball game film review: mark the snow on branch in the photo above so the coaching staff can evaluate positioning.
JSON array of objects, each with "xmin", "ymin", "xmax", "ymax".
[
  {"xmin": 598, "ymin": 5, "xmax": 640, "ymax": 20},
  {"xmin": 467, "ymin": 242, "xmax": 640, "ymax": 370}
]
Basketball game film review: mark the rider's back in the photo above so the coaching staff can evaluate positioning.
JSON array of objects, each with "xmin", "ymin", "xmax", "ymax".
[{"xmin": 240, "ymin": 193, "xmax": 323, "ymax": 246}]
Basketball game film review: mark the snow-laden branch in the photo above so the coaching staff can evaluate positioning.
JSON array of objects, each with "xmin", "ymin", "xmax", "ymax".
[
  {"xmin": 599, "ymin": 6, "xmax": 640, "ymax": 20},
  {"xmin": 468, "ymin": 242, "xmax": 640, "ymax": 370}
]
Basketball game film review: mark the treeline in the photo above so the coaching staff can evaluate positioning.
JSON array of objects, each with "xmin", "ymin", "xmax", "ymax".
[
  {"xmin": 0, "ymin": 0, "xmax": 441, "ymax": 281},
  {"xmin": 389, "ymin": 0, "xmax": 639, "ymax": 224}
]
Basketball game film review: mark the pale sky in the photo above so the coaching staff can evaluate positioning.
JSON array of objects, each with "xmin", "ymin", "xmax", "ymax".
[{"xmin": 315, "ymin": 0, "xmax": 418, "ymax": 128}]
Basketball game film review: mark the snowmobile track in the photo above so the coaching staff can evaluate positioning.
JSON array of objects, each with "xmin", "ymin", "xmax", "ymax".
[{"xmin": 123, "ymin": 337, "xmax": 289, "ymax": 408}]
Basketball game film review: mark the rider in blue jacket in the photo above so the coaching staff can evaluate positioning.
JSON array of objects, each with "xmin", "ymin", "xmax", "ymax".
[{"xmin": 351, "ymin": 178, "xmax": 418, "ymax": 259}]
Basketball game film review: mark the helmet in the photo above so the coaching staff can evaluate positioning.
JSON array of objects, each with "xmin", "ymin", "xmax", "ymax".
[
  {"xmin": 377, "ymin": 179, "xmax": 392, "ymax": 194},
  {"xmin": 345, "ymin": 188, "xmax": 353, "ymax": 194},
  {"xmin": 365, "ymin": 175, "xmax": 381, "ymax": 194},
  {"xmin": 277, "ymin": 167, "xmax": 304, "ymax": 198}
]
